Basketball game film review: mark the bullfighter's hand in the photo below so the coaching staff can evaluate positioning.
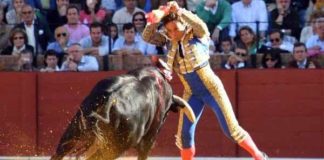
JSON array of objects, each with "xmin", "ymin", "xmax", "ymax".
[
  {"xmin": 146, "ymin": 5, "xmax": 169, "ymax": 24},
  {"xmin": 167, "ymin": 1, "xmax": 180, "ymax": 13}
]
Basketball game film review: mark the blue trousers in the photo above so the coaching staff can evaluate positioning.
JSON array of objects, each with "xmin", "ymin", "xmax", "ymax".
[{"xmin": 176, "ymin": 65, "xmax": 247, "ymax": 149}]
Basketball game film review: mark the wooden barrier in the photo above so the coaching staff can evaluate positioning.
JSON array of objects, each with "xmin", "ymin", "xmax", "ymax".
[
  {"xmin": 0, "ymin": 73, "xmax": 37, "ymax": 156},
  {"xmin": 237, "ymin": 69, "xmax": 324, "ymax": 158},
  {"xmin": 0, "ymin": 70, "xmax": 324, "ymax": 157}
]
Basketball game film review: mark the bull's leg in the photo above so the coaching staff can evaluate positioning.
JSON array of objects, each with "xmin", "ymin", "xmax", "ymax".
[
  {"xmin": 51, "ymin": 112, "xmax": 91, "ymax": 160},
  {"xmin": 136, "ymin": 135, "xmax": 157, "ymax": 160},
  {"xmin": 136, "ymin": 140, "xmax": 154, "ymax": 160}
]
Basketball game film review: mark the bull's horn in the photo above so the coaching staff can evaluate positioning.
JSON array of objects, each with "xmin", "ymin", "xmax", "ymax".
[{"xmin": 172, "ymin": 95, "xmax": 196, "ymax": 123}]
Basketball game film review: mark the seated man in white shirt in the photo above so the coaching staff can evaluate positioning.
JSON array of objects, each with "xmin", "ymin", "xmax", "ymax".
[
  {"xmin": 265, "ymin": 29, "xmax": 294, "ymax": 53},
  {"xmin": 112, "ymin": 23, "xmax": 150, "ymax": 55},
  {"xmin": 112, "ymin": 0, "xmax": 145, "ymax": 33},
  {"xmin": 61, "ymin": 43, "xmax": 99, "ymax": 71},
  {"xmin": 79, "ymin": 22, "xmax": 112, "ymax": 56},
  {"xmin": 230, "ymin": 0, "xmax": 268, "ymax": 41}
]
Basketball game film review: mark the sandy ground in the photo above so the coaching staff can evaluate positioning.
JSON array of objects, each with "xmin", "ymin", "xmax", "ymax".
[{"xmin": 0, "ymin": 157, "xmax": 323, "ymax": 160}]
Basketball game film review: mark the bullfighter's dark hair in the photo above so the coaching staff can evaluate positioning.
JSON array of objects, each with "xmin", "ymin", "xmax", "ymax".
[{"xmin": 161, "ymin": 13, "xmax": 180, "ymax": 26}]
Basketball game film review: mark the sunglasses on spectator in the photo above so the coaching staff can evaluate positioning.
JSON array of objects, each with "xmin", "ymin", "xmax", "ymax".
[
  {"xmin": 14, "ymin": 36, "xmax": 24, "ymax": 40},
  {"xmin": 56, "ymin": 33, "xmax": 67, "ymax": 37},
  {"xmin": 266, "ymin": 58, "xmax": 276, "ymax": 61},
  {"xmin": 134, "ymin": 18, "xmax": 144, "ymax": 22},
  {"xmin": 22, "ymin": 11, "xmax": 33, "ymax": 15},
  {"xmin": 270, "ymin": 38, "xmax": 280, "ymax": 43},
  {"xmin": 236, "ymin": 52, "xmax": 247, "ymax": 57}
]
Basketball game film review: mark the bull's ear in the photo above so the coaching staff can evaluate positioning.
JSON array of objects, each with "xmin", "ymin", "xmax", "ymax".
[{"xmin": 172, "ymin": 95, "xmax": 196, "ymax": 123}]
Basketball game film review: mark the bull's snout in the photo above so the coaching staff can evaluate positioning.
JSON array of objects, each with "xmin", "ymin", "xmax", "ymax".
[{"xmin": 172, "ymin": 95, "xmax": 196, "ymax": 122}]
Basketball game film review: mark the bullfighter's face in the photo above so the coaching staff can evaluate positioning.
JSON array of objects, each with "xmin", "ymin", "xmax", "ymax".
[{"xmin": 164, "ymin": 20, "xmax": 185, "ymax": 42}]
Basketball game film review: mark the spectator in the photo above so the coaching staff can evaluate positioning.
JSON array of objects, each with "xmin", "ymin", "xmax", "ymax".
[
  {"xmin": 222, "ymin": 53, "xmax": 244, "ymax": 69},
  {"xmin": 195, "ymin": 0, "xmax": 232, "ymax": 43},
  {"xmin": 132, "ymin": 11, "xmax": 157, "ymax": 55},
  {"xmin": 0, "ymin": 6, "xmax": 11, "ymax": 51},
  {"xmin": 291, "ymin": 0, "xmax": 311, "ymax": 27},
  {"xmin": 132, "ymin": 11, "xmax": 146, "ymax": 37},
  {"xmin": 5, "ymin": 0, "xmax": 24, "ymax": 25},
  {"xmin": 265, "ymin": 29, "xmax": 293, "ymax": 53},
  {"xmin": 114, "ymin": 0, "xmax": 124, "ymax": 10},
  {"xmin": 112, "ymin": 0, "xmax": 145, "ymax": 33},
  {"xmin": 80, "ymin": 0, "xmax": 106, "ymax": 24},
  {"xmin": 223, "ymin": 44, "xmax": 251, "ymax": 69},
  {"xmin": 219, "ymin": 37, "xmax": 234, "ymax": 54},
  {"xmin": 61, "ymin": 43, "xmax": 99, "ymax": 71},
  {"xmin": 237, "ymin": 26, "xmax": 261, "ymax": 68},
  {"xmin": 101, "ymin": 0, "xmax": 116, "ymax": 22},
  {"xmin": 16, "ymin": 49, "xmax": 35, "ymax": 71},
  {"xmin": 25, "ymin": 0, "xmax": 57, "ymax": 11},
  {"xmin": 112, "ymin": 23, "xmax": 153, "ymax": 55},
  {"xmin": 15, "ymin": 4, "xmax": 53, "ymax": 56},
  {"xmin": 0, "ymin": 0, "xmax": 11, "ymax": 9},
  {"xmin": 230, "ymin": 0, "xmax": 268, "ymax": 41},
  {"xmin": 288, "ymin": 42, "xmax": 320, "ymax": 68},
  {"xmin": 238, "ymin": 26, "xmax": 262, "ymax": 55},
  {"xmin": 306, "ymin": 14, "xmax": 324, "ymax": 56},
  {"xmin": 260, "ymin": 48, "xmax": 283, "ymax": 68},
  {"xmin": 79, "ymin": 22, "xmax": 112, "ymax": 56},
  {"xmin": 105, "ymin": 22, "xmax": 120, "ymax": 45},
  {"xmin": 64, "ymin": 5, "xmax": 90, "ymax": 43},
  {"xmin": 47, "ymin": 25, "xmax": 71, "ymax": 66},
  {"xmin": 136, "ymin": 0, "xmax": 150, "ymax": 12},
  {"xmin": 7, "ymin": 0, "xmax": 50, "ymax": 26},
  {"xmin": 1, "ymin": 27, "xmax": 34, "ymax": 56},
  {"xmin": 269, "ymin": 0, "xmax": 301, "ymax": 40},
  {"xmin": 300, "ymin": 10, "xmax": 321, "ymax": 43},
  {"xmin": 40, "ymin": 49, "xmax": 60, "ymax": 72},
  {"xmin": 46, "ymin": 0, "xmax": 69, "ymax": 33},
  {"xmin": 186, "ymin": 0, "xmax": 200, "ymax": 11}
]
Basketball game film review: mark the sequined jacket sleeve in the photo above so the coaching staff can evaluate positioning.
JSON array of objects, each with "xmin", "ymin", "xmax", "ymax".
[
  {"xmin": 142, "ymin": 23, "xmax": 167, "ymax": 47},
  {"xmin": 179, "ymin": 9, "xmax": 210, "ymax": 38}
]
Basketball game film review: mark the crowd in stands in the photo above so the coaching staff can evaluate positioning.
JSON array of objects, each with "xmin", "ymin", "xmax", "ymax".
[{"xmin": 0, "ymin": 0, "xmax": 323, "ymax": 72}]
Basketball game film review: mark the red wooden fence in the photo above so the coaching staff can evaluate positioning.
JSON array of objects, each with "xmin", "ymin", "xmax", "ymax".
[{"xmin": 0, "ymin": 70, "xmax": 323, "ymax": 158}]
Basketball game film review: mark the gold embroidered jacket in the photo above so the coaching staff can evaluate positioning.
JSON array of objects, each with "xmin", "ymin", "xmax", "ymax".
[{"xmin": 142, "ymin": 9, "xmax": 211, "ymax": 74}]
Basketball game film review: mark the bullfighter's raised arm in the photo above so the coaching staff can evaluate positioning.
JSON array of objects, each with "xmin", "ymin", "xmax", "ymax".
[{"xmin": 142, "ymin": 23, "xmax": 167, "ymax": 47}]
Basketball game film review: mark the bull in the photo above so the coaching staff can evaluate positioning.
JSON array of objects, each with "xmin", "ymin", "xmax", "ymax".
[{"xmin": 50, "ymin": 66, "xmax": 196, "ymax": 160}]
